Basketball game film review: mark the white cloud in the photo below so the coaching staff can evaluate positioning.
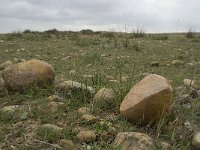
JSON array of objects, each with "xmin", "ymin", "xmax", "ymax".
[{"xmin": 0, "ymin": 0, "xmax": 199, "ymax": 33}]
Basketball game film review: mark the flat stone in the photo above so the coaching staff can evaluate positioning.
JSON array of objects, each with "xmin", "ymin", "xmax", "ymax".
[
  {"xmin": 41, "ymin": 124, "xmax": 63, "ymax": 132},
  {"xmin": 77, "ymin": 131, "xmax": 96, "ymax": 143},
  {"xmin": 114, "ymin": 132, "xmax": 156, "ymax": 150},
  {"xmin": 82, "ymin": 114, "xmax": 97, "ymax": 123},
  {"xmin": 1, "ymin": 105, "xmax": 21, "ymax": 113},
  {"xmin": 171, "ymin": 60, "xmax": 184, "ymax": 65},
  {"xmin": 59, "ymin": 139, "xmax": 75, "ymax": 150},
  {"xmin": 56, "ymin": 80, "xmax": 95, "ymax": 98}
]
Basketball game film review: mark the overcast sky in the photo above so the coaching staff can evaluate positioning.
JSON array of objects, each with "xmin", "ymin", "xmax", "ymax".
[{"xmin": 0, "ymin": 0, "xmax": 200, "ymax": 33}]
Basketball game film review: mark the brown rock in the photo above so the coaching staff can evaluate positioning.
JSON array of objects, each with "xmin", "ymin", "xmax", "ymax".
[
  {"xmin": 114, "ymin": 132, "xmax": 156, "ymax": 150},
  {"xmin": 41, "ymin": 124, "xmax": 63, "ymax": 132},
  {"xmin": 93, "ymin": 88, "xmax": 115, "ymax": 104},
  {"xmin": 59, "ymin": 139, "xmax": 75, "ymax": 150},
  {"xmin": 120, "ymin": 74, "xmax": 173, "ymax": 124},
  {"xmin": 77, "ymin": 131, "xmax": 96, "ymax": 143},
  {"xmin": 82, "ymin": 114, "xmax": 97, "ymax": 123},
  {"xmin": 3, "ymin": 59, "xmax": 55, "ymax": 91}
]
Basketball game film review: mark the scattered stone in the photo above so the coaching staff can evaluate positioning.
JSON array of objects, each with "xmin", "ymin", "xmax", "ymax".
[
  {"xmin": 0, "ymin": 61, "xmax": 13, "ymax": 70},
  {"xmin": 183, "ymin": 79, "xmax": 195, "ymax": 87},
  {"xmin": 47, "ymin": 102, "xmax": 65, "ymax": 113},
  {"xmin": 184, "ymin": 121, "xmax": 193, "ymax": 131},
  {"xmin": 0, "ymin": 40, "xmax": 4, "ymax": 43},
  {"xmin": 1, "ymin": 105, "xmax": 21, "ymax": 113},
  {"xmin": 3, "ymin": 59, "xmax": 55, "ymax": 91},
  {"xmin": 48, "ymin": 95, "xmax": 62, "ymax": 102},
  {"xmin": 56, "ymin": 80, "xmax": 95, "ymax": 98},
  {"xmin": 77, "ymin": 131, "xmax": 96, "ymax": 143},
  {"xmin": 151, "ymin": 61, "xmax": 159, "ymax": 67},
  {"xmin": 41, "ymin": 124, "xmax": 63, "ymax": 132},
  {"xmin": 192, "ymin": 132, "xmax": 200, "ymax": 149},
  {"xmin": 59, "ymin": 139, "xmax": 75, "ymax": 150},
  {"xmin": 120, "ymin": 74, "xmax": 173, "ymax": 124},
  {"xmin": 171, "ymin": 60, "xmax": 184, "ymax": 65},
  {"xmin": 82, "ymin": 114, "xmax": 97, "ymax": 123},
  {"xmin": 159, "ymin": 142, "xmax": 172, "ymax": 150},
  {"xmin": 77, "ymin": 107, "xmax": 90, "ymax": 114},
  {"xmin": 93, "ymin": 88, "xmax": 115, "ymax": 109},
  {"xmin": 114, "ymin": 132, "xmax": 156, "ymax": 150}
]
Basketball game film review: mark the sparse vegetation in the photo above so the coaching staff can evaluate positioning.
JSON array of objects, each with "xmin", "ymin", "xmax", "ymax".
[
  {"xmin": 185, "ymin": 28, "xmax": 196, "ymax": 39},
  {"xmin": 0, "ymin": 30, "xmax": 200, "ymax": 149}
]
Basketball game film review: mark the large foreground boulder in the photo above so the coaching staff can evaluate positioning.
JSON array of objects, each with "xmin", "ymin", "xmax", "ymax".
[
  {"xmin": 120, "ymin": 74, "xmax": 173, "ymax": 124},
  {"xmin": 3, "ymin": 59, "xmax": 55, "ymax": 91}
]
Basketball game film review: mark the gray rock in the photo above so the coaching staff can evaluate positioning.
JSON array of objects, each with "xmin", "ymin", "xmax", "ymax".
[
  {"xmin": 114, "ymin": 132, "xmax": 156, "ymax": 150},
  {"xmin": 56, "ymin": 80, "xmax": 95, "ymax": 98}
]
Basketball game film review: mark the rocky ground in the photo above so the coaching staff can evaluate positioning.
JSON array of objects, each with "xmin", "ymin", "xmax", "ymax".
[{"xmin": 0, "ymin": 31, "xmax": 200, "ymax": 149}]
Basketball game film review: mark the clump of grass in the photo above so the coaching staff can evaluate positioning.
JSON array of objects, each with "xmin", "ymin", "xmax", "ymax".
[
  {"xmin": 81, "ymin": 29, "xmax": 94, "ymax": 35},
  {"xmin": 130, "ymin": 27, "xmax": 146, "ymax": 38},
  {"xmin": 185, "ymin": 28, "xmax": 195, "ymax": 39},
  {"xmin": 151, "ymin": 35, "xmax": 169, "ymax": 40},
  {"xmin": 7, "ymin": 30, "xmax": 23, "ymax": 40}
]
